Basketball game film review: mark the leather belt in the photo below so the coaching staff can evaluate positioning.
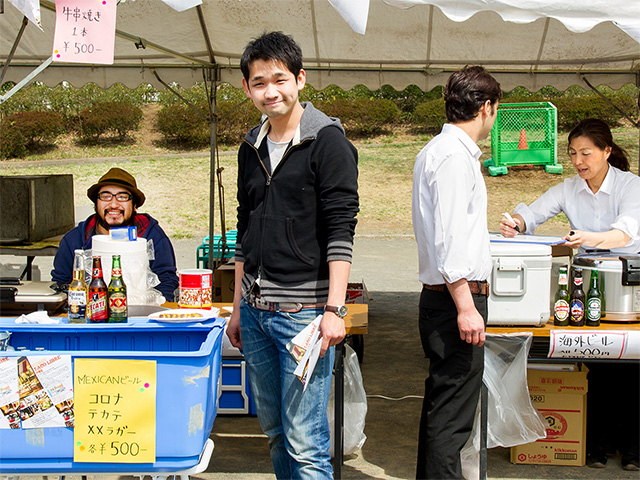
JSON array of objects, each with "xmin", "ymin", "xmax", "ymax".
[
  {"xmin": 423, "ymin": 280, "xmax": 490, "ymax": 297},
  {"xmin": 245, "ymin": 293, "xmax": 325, "ymax": 313}
]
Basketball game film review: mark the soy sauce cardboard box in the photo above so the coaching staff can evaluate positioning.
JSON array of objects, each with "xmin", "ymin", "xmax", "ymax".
[{"xmin": 511, "ymin": 364, "xmax": 588, "ymax": 466}]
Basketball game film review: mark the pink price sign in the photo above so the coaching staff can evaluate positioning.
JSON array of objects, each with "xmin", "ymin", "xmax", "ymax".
[{"xmin": 52, "ymin": 0, "xmax": 117, "ymax": 64}]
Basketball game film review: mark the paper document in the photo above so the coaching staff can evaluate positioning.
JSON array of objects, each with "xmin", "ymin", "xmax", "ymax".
[
  {"xmin": 489, "ymin": 233, "xmax": 567, "ymax": 245},
  {"xmin": 287, "ymin": 315, "xmax": 323, "ymax": 390}
]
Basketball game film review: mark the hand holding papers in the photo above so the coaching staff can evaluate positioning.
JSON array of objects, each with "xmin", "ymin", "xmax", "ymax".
[{"xmin": 287, "ymin": 315, "xmax": 323, "ymax": 391}]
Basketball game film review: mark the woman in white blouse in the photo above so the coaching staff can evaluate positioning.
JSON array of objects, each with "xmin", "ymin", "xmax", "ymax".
[
  {"xmin": 501, "ymin": 117, "xmax": 640, "ymax": 471},
  {"xmin": 499, "ymin": 118, "xmax": 640, "ymax": 254}
]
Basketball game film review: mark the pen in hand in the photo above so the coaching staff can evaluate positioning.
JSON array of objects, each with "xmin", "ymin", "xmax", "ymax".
[{"xmin": 502, "ymin": 212, "xmax": 520, "ymax": 233}]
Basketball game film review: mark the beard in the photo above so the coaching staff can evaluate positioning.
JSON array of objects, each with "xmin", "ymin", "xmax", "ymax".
[{"xmin": 95, "ymin": 207, "xmax": 136, "ymax": 232}]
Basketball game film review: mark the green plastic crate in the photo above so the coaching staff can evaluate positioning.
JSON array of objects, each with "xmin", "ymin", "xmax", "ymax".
[
  {"xmin": 197, "ymin": 230, "xmax": 237, "ymax": 269},
  {"xmin": 486, "ymin": 102, "xmax": 562, "ymax": 176}
]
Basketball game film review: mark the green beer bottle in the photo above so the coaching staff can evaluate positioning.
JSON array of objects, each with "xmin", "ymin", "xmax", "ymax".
[
  {"xmin": 108, "ymin": 255, "xmax": 128, "ymax": 323},
  {"xmin": 586, "ymin": 268, "xmax": 602, "ymax": 327},
  {"xmin": 554, "ymin": 266, "xmax": 570, "ymax": 326}
]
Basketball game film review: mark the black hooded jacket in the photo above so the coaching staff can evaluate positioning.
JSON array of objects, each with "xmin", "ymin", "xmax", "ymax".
[{"xmin": 235, "ymin": 102, "xmax": 359, "ymax": 303}]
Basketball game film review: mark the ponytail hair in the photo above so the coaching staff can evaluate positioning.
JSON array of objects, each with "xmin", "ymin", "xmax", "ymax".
[{"xmin": 568, "ymin": 118, "xmax": 630, "ymax": 172}]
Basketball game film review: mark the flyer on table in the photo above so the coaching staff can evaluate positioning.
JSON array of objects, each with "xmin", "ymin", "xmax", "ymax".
[
  {"xmin": 0, "ymin": 357, "xmax": 20, "ymax": 429},
  {"xmin": 18, "ymin": 355, "xmax": 74, "ymax": 428}
]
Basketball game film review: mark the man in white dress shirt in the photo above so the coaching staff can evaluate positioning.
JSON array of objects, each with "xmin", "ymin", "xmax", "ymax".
[{"xmin": 412, "ymin": 65, "xmax": 501, "ymax": 479}]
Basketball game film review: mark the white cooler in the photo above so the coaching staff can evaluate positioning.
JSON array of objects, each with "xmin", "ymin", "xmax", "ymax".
[{"xmin": 488, "ymin": 239, "xmax": 552, "ymax": 326}]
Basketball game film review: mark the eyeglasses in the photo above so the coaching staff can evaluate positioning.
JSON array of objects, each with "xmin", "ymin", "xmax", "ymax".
[{"xmin": 97, "ymin": 192, "xmax": 133, "ymax": 202}]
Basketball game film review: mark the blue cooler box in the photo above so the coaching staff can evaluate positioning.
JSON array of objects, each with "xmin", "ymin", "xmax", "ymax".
[{"xmin": 0, "ymin": 319, "xmax": 224, "ymax": 474}]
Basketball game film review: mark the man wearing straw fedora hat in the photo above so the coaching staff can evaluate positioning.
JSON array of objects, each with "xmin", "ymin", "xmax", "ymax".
[{"xmin": 52, "ymin": 167, "xmax": 178, "ymax": 300}]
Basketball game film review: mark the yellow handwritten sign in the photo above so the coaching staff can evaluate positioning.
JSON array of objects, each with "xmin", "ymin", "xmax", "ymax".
[{"xmin": 73, "ymin": 359, "xmax": 156, "ymax": 463}]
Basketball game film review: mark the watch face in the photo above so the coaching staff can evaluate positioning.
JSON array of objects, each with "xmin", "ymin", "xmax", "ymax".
[{"xmin": 326, "ymin": 305, "xmax": 348, "ymax": 318}]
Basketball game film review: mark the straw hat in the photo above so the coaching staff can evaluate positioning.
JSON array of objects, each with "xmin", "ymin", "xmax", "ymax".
[{"xmin": 87, "ymin": 167, "xmax": 146, "ymax": 207}]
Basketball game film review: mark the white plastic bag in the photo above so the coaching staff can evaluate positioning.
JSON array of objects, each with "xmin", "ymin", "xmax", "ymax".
[
  {"xmin": 327, "ymin": 343, "xmax": 367, "ymax": 457},
  {"xmin": 461, "ymin": 333, "xmax": 548, "ymax": 479}
]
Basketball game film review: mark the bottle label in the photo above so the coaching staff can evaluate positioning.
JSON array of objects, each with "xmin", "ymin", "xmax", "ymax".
[
  {"xmin": 109, "ymin": 293, "xmax": 127, "ymax": 314},
  {"xmin": 574, "ymin": 277, "xmax": 583, "ymax": 286},
  {"xmin": 93, "ymin": 268, "xmax": 103, "ymax": 278},
  {"xmin": 554, "ymin": 300, "xmax": 570, "ymax": 321},
  {"xmin": 558, "ymin": 272, "xmax": 568, "ymax": 285},
  {"xmin": 90, "ymin": 291, "xmax": 108, "ymax": 320},
  {"xmin": 570, "ymin": 299, "xmax": 584, "ymax": 319},
  {"xmin": 112, "ymin": 267, "xmax": 122, "ymax": 277},
  {"xmin": 68, "ymin": 289, "xmax": 87, "ymax": 306},
  {"xmin": 68, "ymin": 289, "xmax": 87, "ymax": 319},
  {"xmin": 587, "ymin": 297, "xmax": 602, "ymax": 321}
]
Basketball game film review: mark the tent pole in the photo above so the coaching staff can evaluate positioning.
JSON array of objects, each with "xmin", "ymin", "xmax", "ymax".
[
  {"xmin": 0, "ymin": 16, "xmax": 29, "ymax": 85},
  {"xmin": 207, "ymin": 66, "xmax": 220, "ymax": 272},
  {"xmin": 0, "ymin": 56, "xmax": 53, "ymax": 104},
  {"xmin": 579, "ymin": 74, "xmax": 639, "ymax": 128}
]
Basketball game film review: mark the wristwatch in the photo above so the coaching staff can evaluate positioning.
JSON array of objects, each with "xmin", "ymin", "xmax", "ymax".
[{"xmin": 324, "ymin": 304, "xmax": 348, "ymax": 319}]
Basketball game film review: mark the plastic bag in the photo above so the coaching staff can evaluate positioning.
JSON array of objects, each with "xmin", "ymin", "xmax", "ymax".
[
  {"xmin": 327, "ymin": 343, "xmax": 367, "ymax": 457},
  {"xmin": 461, "ymin": 333, "xmax": 548, "ymax": 480},
  {"xmin": 84, "ymin": 244, "xmax": 165, "ymax": 306}
]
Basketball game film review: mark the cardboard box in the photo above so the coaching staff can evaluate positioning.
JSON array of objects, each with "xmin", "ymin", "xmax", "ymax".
[
  {"xmin": 511, "ymin": 364, "xmax": 588, "ymax": 466},
  {"xmin": 214, "ymin": 261, "xmax": 235, "ymax": 302},
  {"xmin": 346, "ymin": 281, "xmax": 370, "ymax": 304}
]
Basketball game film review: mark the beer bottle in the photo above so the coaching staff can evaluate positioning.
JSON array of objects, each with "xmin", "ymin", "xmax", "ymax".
[
  {"xmin": 553, "ymin": 265, "xmax": 570, "ymax": 326},
  {"xmin": 108, "ymin": 254, "xmax": 128, "ymax": 323},
  {"xmin": 569, "ymin": 267, "xmax": 585, "ymax": 327},
  {"xmin": 68, "ymin": 250, "xmax": 87, "ymax": 323},
  {"xmin": 88, "ymin": 256, "xmax": 108, "ymax": 323},
  {"xmin": 586, "ymin": 268, "xmax": 602, "ymax": 327}
]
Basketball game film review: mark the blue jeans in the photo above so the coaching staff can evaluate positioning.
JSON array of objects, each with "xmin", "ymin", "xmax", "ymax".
[{"xmin": 239, "ymin": 299, "xmax": 334, "ymax": 480}]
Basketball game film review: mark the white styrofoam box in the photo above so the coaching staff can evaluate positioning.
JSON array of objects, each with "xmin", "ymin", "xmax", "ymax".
[{"xmin": 488, "ymin": 239, "xmax": 552, "ymax": 326}]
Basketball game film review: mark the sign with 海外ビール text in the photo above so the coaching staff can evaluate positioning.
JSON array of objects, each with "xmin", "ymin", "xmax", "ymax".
[
  {"xmin": 549, "ymin": 330, "xmax": 640, "ymax": 360},
  {"xmin": 52, "ymin": 0, "xmax": 117, "ymax": 64},
  {"xmin": 73, "ymin": 359, "xmax": 156, "ymax": 463}
]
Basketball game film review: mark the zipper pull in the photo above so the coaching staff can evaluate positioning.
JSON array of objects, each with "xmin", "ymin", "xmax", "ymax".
[{"xmin": 266, "ymin": 177, "xmax": 271, "ymax": 186}]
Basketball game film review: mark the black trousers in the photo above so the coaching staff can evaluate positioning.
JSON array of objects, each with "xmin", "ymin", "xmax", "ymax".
[
  {"xmin": 586, "ymin": 361, "xmax": 640, "ymax": 463},
  {"xmin": 416, "ymin": 287, "xmax": 487, "ymax": 480}
]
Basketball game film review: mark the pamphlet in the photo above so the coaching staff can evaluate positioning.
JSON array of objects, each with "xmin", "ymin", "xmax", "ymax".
[
  {"xmin": 18, "ymin": 355, "xmax": 75, "ymax": 428},
  {"xmin": 286, "ymin": 315, "xmax": 323, "ymax": 390},
  {"xmin": 0, "ymin": 357, "xmax": 20, "ymax": 429}
]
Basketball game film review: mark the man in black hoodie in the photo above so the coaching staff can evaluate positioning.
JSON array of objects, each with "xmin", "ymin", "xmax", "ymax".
[{"xmin": 226, "ymin": 31, "xmax": 358, "ymax": 479}]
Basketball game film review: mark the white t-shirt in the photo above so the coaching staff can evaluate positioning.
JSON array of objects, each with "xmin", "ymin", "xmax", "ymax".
[
  {"xmin": 514, "ymin": 165, "xmax": 640, "ymax": 254},
  {"xmin": 412, "ymin": 123, "xmax": 492, "ymax": 285},
  {"xmin": 267, "ymin": 136, "xmax": 290, "ymax": 174}
]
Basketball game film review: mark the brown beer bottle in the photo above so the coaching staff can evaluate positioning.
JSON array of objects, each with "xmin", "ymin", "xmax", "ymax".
[
  {"xmin": 88, "ymin": 256, "xmax": 108, "ymax": 323},
  {"xmin": 569, "ymin": 267, "xmax": 585, "ymax": 327}
]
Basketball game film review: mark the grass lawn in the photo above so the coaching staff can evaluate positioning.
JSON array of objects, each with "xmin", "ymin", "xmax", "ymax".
[{"xmin": 1, "ymin": 124, "xmax": 638, "ymax": 239}]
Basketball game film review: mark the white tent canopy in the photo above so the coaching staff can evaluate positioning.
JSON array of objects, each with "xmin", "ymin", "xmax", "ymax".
[{"xmin": 2, "ymin": 0, "xmax": 639, "ymax": 92}]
